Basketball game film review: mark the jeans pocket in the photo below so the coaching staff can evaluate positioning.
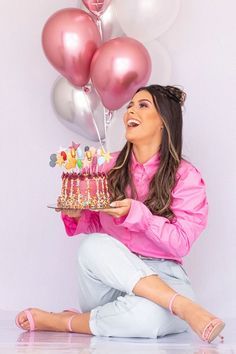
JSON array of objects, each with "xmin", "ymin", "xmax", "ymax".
[{"xmin": 169, "ymin": 262, "xmax": 190, "ymax": 283}]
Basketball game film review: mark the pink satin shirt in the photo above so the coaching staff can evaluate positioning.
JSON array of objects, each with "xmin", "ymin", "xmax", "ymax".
[{"xmin": 61, "ymin": 150, "xmax": 208, "ymax": 264}]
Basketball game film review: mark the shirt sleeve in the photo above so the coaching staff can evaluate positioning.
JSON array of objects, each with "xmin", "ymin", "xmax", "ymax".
[
  {"xmin": 61, "ymin": 210, "xmax": 103, "ymax": 237},
  {"xmin": 114, "ymin": 164, "xmax": 209, "ymax": 258}
]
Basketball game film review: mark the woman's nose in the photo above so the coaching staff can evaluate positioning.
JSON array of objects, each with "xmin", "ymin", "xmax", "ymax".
[{"xmin": 127, "ymin": 108, "xmax": 135, "ymax": 115}]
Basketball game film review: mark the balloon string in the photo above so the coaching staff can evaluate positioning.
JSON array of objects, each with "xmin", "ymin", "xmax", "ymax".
[
  {"xmin": 103, "ymin": 106, "xmax": 107, "ymax": 149},
  {"xmin": 107, "ymin": 110, "xmax": 113, "ymax": 125},
  {"xmin": 103, "ymin": 108, "xmax": 113, "ymax": 150},
  {"xmin": 96, "ymin": 18, "xmax": 103, "ymax": 41},
  {"xmin": 83, "ymin": 85, "xmax": 105, "ymax": 151}
]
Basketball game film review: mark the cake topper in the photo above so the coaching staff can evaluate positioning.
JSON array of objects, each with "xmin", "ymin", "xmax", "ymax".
[{"xmin": 49, "ymin": 141, "xmax": 112, "ymax": 174}]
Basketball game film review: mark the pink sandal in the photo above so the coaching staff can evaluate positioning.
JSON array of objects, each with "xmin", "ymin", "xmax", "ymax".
[
  {"xmin": 15, "ymin": 309, "xmax": 35, "ymax": 331},
  {"xmin": 168, "ymin": 293, "xmax": 225, "ymax": 343},
  {"xmin": 63, "ymin": 308, "xmax": 81, "ymax": 332},
  {"xmin": 15, "ymin": 308, "xmax": 81, "ymax": 332},
  {"xmin": 202, "ymin": 318, "xmax": 225, "ymax": 343}
]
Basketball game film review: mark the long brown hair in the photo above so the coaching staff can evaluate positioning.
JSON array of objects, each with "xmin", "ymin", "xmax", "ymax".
[{"xmin": 107, "ymin": 85, "xmax": 186, "ymax": 220}]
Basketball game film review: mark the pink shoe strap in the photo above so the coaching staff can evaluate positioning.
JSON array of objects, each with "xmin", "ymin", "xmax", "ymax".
[
  {"xmin": 169, "ymin": 293, "xmax": 179, "ymax": 315},
  {"xmin": 202, "ymin": 318, "xmax": 223, "ymax": 341},
  {"xmin": 67, "ymin": 315, "xmax": 78, "ymax": 332},
  {"xmin": 24, "ymin": 310, "xmax": 35, "ymax": 331}
]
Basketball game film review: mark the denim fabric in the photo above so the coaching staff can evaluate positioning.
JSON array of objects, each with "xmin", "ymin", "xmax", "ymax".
[{"xmin": 76, "ymin": 233, "xmax": 195, "ymax": 338}]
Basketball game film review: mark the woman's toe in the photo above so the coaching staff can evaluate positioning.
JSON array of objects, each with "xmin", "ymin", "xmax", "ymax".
[
  {"xmin": 16, "ymin": 313, "xmax": 26, "ymax": 327},
  {"xmin": 16, "ymin": 309, "xmax": 33, "ymax": 329},
  {"xmin": 20, "ymin": 320, "xmax": 28, "ymax": 330}
]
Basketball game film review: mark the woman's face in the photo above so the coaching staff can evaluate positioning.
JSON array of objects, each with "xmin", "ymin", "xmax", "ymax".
[{"xmin": 123, "ymin": 90, "xmax": 163, "ymax": 145}]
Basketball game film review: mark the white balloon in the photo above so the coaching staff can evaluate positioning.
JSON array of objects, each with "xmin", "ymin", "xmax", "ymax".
[
  {"xmin": 114, "ymin": 0, "xmax": 180, "ymax": 42},
  {"xmin": 146, "ymin": 41, "xmax": 172, "ymax": 85},
  {"xmin": 52, "ymin": 77, "xmax": 105, "ymax": 142}
]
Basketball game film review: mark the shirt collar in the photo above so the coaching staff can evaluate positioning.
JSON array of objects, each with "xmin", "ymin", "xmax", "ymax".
[{"xmin": 131, "ymin": 149, "xmax": 160, "ymax": 174}]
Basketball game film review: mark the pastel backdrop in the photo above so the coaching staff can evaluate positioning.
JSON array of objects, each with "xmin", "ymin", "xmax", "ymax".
[{"xmin": 0, "ymin": 0, "xmax": 235, "ymax": 320}]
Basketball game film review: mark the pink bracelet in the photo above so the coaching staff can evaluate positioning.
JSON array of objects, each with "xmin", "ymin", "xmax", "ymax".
[{"xmin": 169, "ymin": 293, "xmax": 179, "ymax": 315}]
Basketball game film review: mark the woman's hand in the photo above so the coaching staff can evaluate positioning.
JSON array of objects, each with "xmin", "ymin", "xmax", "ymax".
[{"xmin": 97, "ymin": 198, "xmax": 132, "ymax": 218}]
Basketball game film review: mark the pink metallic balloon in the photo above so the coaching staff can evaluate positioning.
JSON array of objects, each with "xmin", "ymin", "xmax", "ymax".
[
  {"xmin": 82, "ymin": 0, "xmax": 111, "ymax": 18},
  {"xmin": 90, "ymin": 37, "xmax": 152, "ymax": 110},
  {"xmin": 42, "ymin": 8, "xmax": 101, "ymax": 87}
]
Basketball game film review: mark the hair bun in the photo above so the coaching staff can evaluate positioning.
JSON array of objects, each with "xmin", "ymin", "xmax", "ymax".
[
  {"xmin": 137, "ymin": 84, "xmax": 187, "ymax": 106},
  {"xmin": 165, "ymin": 86, "xmax": 186, "ymax": 106}
]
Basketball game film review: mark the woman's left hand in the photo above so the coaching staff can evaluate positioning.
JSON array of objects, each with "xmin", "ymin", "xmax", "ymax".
[{"xmin": 95, "ymin": 198, "xmax": 132, "ymax": 218}]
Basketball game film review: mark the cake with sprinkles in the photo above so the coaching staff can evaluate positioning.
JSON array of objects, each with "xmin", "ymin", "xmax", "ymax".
[{"xmin": 49, "ymin": 142, "xmax": 112, "ymax": 209}]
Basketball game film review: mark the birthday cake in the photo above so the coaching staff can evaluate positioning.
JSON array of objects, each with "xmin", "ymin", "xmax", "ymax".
[{"xmin": 49, "ymin": 142, "xmax": 112, "ymax": 209}]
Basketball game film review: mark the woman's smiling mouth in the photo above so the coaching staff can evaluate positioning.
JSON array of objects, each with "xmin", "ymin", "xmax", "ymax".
[{"xmin": 127, "ymin": 119, "xmax": 141, "ymax": 128}]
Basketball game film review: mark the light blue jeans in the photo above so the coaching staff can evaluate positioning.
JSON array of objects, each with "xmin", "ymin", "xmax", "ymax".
[{"xmin": 76, "ymin": 233, "xmax": 196, "ymax": 338}]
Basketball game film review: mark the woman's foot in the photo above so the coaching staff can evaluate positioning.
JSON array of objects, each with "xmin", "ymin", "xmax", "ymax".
[
  {"xmin": 16, "ymin": 308, "xmax": 78, "ymax": 332},
  {"xmin": 173, "ymin": 296, "xmax": 225, "ymax": 342}
]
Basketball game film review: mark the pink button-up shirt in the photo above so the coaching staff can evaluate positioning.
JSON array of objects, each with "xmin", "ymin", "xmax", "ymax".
[{"xmin": 61, "ymin": 150, "xmax": 208, "ymax": 264}]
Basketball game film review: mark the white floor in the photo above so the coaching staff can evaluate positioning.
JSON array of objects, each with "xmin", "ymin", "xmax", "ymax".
[{"xmin": 0, "ymin": 312, "xmax": 235, "ymax": 354}]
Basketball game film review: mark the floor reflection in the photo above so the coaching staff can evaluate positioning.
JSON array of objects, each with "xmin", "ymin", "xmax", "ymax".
[
  {"xmin": 0, "ymin": 312, "xmax": 235, "ymax": 354},
  {"xmin": 15, "ymin": 330, "xmax": 233, "ymax": 354}
]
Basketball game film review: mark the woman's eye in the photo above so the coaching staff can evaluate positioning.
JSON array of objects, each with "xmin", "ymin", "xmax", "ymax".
[{"xmin": 139, "ymin": 103, "xmax": 148, "ymax": 108}]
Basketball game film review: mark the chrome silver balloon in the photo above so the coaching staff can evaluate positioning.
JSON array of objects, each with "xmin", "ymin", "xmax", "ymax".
[{"xmin": 52, "ymin": 77, "xmax": 105, "ymax": 142}]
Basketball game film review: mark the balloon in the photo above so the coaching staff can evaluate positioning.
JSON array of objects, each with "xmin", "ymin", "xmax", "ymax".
[
  {"xmin": 90, "ymin": 37, "xmax": 151, "ymax": 110},
  {"xmin": 60, "ymin": 151, "xmax": 67, "ymax": 161},
  {"xmin": 77, "ymin": 159, "xmax": 83, "ymax": 169},
  {"xmin": 79, "ymin": 0, "xmax": 125, "ymax": 42},
  {"xmin": 49, "ymin": 154, "xmax": 57, "ymax": 168},
  {"xmin": 49, "ymin": 161, "xmax": 56, "ymax": 168},
  {"xmin": 82, "ymin": 0, "xmax": 111, "ymax": 18},
  {"xmin": 42, "ymin": 8, "xmax": 101, "ymax": 87},
  {"xmin": 114, "ymin": 0, "xmax": 180, "ymax": 42},
  {"xmin": 77, "ymin": 148, "xmax": 84, "ymax": 159},
  {"xmin": 50, "ymin": 154, "xmax": 57, "ymax": 162},
  {"xmin": 52, "ymin": 77, "xmax": 105, "ymax": 142},
  {"xmin": 98, "ymin": 156, "xmax": 106, "ymax": 165}
]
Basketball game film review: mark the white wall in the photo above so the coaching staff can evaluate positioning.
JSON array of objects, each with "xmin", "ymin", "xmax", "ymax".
[{"xmin": 0, "ymin": 0, "xmax": 235, "ymax": 319}]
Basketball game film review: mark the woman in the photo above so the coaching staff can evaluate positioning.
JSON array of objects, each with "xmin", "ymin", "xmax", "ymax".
[{"xmin": 16, "ymin": 85, "xmax": 225, "ymax": 342}]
